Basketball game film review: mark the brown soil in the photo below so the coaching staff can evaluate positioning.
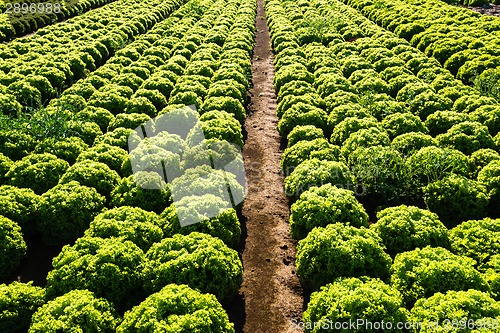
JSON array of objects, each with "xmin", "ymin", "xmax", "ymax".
[
  {"xmin": 459, "ymin": 3, "xmax": 500, "ymax": 16},
  {"xmin": 239, "ymin": 0, "xmax": 304, "ymax": 332}
]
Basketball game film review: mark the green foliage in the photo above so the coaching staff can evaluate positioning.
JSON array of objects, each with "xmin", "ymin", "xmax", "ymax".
[
  {"xmin": 276, "ymin": 93, "xmax": 324, "ymax": 119},
  {"xmin": 38, "ymin": 181, "xmax": 105, "ymax": 245},
  {"xmin": 111, "ymin": 73, "xmax": 144, "ymax": 91},
  {"xmin": 290, "ymin": 184, "xmax": 368, "ymax": 240},
  {"xmin": 7, "ymin": 81, "xmax": 42, "ymax": 109},
  {"xmin": 212, "ymin": 65, "xmax": 249, "ymax": 89},
  {"xmin": 168, "ymin": 91, "xmax": 203, "ymax": 110},
  {"xmin": 85, "ymin": 206, "xmax": 162, "ymax": 251},
  {"xmin": 286, "ymin": 125, "xmax": 324, "ymax": 148},
  {"xmin": 156, "ymin": 105, "xmax": 198, "ymax": 137},
  {"xmin": 65, "ymin": 121, "xmax": 102, "ymax": 146},
  {"xmin": 277, "ymin": 81, "xmax": 315, "ymax": 102},
  {"xmin": 88, "ymin": 90, "xmax": 128, "ymax": 115},
  {"xmin": 58, "ymin": 160, "xmax": 121, "ymax": 200},
  {"xmin": 6, "ymin": 153, "xmax": 69, "ymax": 195},
  {"xmin": 381, "ymin": 112, "xmax": 428, "ymax": 139},
  {"xmin": 284, "ymin": 158, "xmax": 354, "ymax": 200},
  {"xmin": 75, "ymin": 106, "xmax": 115, "ymax": 133},
  {"xmin": 341, "ymin": 56, "xmax": 373, "ymax": 78},
  {"xmin": 277, "ymin": 102, "xmax": 328, "ymax": 137},
  {"xmin": 478, "ymin": 160, "xmax": 500, "ymax": 215},
  {"xmin": 207, "ymin": 79, "xmax": 246, "ymax": 102},
  {"xmin": 201, "ymin": 96, "xmax": 246, "ymax": 125},
  {"xmin": 348, "ymin": 146, "xmax": 407, "ymax": 204},
  {"xmin": 436, "ymin": 121, "xmax": 496, "ymax": 155},
  {"xmin": 126, "ymin": 139, "xmax": 181, "ymax": 181},
  {"xmin": 482, "ymin": 255, "xmax": 500, "ymax": 301},
  {"xmin": 0, "ymin": 215, "xmax": 26, "ymax": 279},
  {"xmin": 24, "ymin": 108, "xmax": 85, "ymax": 142},
  {"xmin": 195, "ymin": 110, "xmax": 244, "ymax": 148},
  {"xmin": 423, "ymin": 173, "xmax": 489, "ymax": 228},
  {"xmin": 0, "ymin": 282, "xmax": 45, "ymax": 333},
  {"xmin": 274, "ymin": 64, "xmax": 314, "ymax": 93},
  {"xmin": 296, "ymin": 223, "xmax": 392, "ymax": 291},
  {"xmin": 0, "ymin": 129, "xmax": 35, "ymax": 161},
  {"xmin": 387, "ymin": 74, "xmax": 419, "ymax": 97},
  {"xmin": 76, "ymin": 144, "xmax": 130, "ymax": 177},
  {"xmin": 410, "ymin": 290, "xmax": 500, "ymax": 332},
  {"xmin": 323, "ymin": 95, "xmax": 359, "ymax": 117},
  {"xmin": 303, "ymin": 277, "xmax": 409, "ymax": 333},
  {"xmin": 181, "ymin": 139, "xmax": 243, "ymax": 172},
  {"xmin": 281, "ymin": 138, "xmax": 341, "ymax": 176},
  {"xmin": 475, "ymin": 68, "xmax": 500, "ymax": 101},
  {"xmin": 355, "ymin": 76, "xmax": 390, "ymax": 95},
  {"xmin": 116, "ymin": 284, "xmax": 235, "ymax": 333},
  {"xmin": 392, "ymin": 132, "xmax": 436, "ymax": 156},
  {"xmin": 0, "ymin": 185, "xmax": 40, "ymax": 239},
  {"xmin": 110, "ymin": 172, "xmax": 172, "ymax": 214},
  {"xmin": 125, "ymin": 97, "xmax": 157, "ymax": 118},
  {"xmin": 470, "ymin": 149, "xmax": 500, "ymax": 176},
  {"xmin": 449, "ymin": 218, "xmax": 500, "ymax": 267},
  {"xmin": 390, "ymin": 246, "xmax": 489, "ymax": 307},
  {"xmin": 160, "ymin": 194, "xmax": 241, "ymax": 248},
  {"xmin": 406, "ymin": 146, "xmax": 472, "ymax": 185},
  {"xmin": 437, "ymin": 86, "xmax": 472, "ymax": 103},
  {"xmin": 395, "ymin": 83, "xmax": 431, "ymax": 106},
  {"xmin": 371, "ymin": 205, "xmax": 449, "ymax": 256},
  {"xmin": 453, "ymin": 95, "xmax": 497, "ymax": 114},
  {"xmin": 340, "ymin": 127, "xmax": 391, "ymax": 158},
  {"xmin": 46, "ymin": 237, "xmax": 145, "ymax": 313},
  {"xmin": 0, "ymin": 153, "xmax": 12, "ymax": 184},
  {"xmin": 470, "ymin": 105, "xmax": 500, "ymax": 137},
  {"xmin": 48, "ymin": 94, "xmax": 87, "ymax": 113},
  {"xmin": 316, "ymin": 73, "xmax": 353, "ymax": 99},
  {"xmin": 34, "ymin": 137, "xmax": 88, "ymax": 165},
  {"xmin": 410, "ymin": 90, "xmax": 453, "ymax": 121},
  {"xmin": 178, "ymin": 110, "xmax": 243, "ymax": 148},
  {"xmin": 0, "ymin": 94, "xmax": 22, "ymax": 117},
  {"xmin": 29, "ymin": 289, "xmax": 119, "ymax": 333},
  {"xmin": 495, "ymin": 132, "xmax": 500, "ymax": 149},
  {"xmin": 107, "ymin": 113, "xmax": 151, "ymax": 132},
  {"xmin": 330, "ymin": 116, "xmax": 380, "ymax": 145},
  {"xmin": 143, "ymin": 232, "xmax": 243, "ymax": 303},
  {"xmin": 93, "ymin": 127, "xmax": 135, "ymax": 150},
  {"xmin": 134, "ymin": 88, "xmax": 168, "ymax": 111},
  {"xmin": 171, "ymin": 165, "xmax": 244, "ymax": 208}
]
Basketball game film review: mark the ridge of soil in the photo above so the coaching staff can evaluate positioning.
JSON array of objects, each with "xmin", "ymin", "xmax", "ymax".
[{"xmin": 239, "ymin": 0, "xmax": 304, "ymax": 332}]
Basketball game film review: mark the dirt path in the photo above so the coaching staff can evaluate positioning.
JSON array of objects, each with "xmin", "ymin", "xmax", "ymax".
[
  {"xmin": 464, "ymin": 3, "xmax": 500, "ymax": 16},
  {"xmin": 240, "ymin": 0, "xmax": 304, "ymax": 332}
]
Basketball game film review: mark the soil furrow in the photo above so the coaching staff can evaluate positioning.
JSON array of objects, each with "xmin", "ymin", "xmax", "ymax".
[{"xmin": 240, "ymin": 0, "xmax": 303, "ymax": 332}]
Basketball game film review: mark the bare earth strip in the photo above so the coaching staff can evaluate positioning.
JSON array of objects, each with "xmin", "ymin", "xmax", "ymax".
[{"xmin": 240, "ymin": 0, "xmax": 304, "ymax": 332}]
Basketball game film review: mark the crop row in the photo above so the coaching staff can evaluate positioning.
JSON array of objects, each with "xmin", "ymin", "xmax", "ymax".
[
  {"xmin": 0, "ymin": 0, "xmax": 118, "ymax": 43},
  {"xmin": 0, "ymin": 0, "xmax": 255, "ymax": 330},
  {"xmin": 0, "ymin": 0, "xmax": 187, "ymax": 113},
  {"xmin": 341, "ymin": 0, "xmax": 500, "ymax": 88},
  {"xmin": 267, "ymin": 0, "xmax": 500, "ymax": 330},
  {"xmin": 274, "ymin": 0, "xmax": 500, "ymax": 214}
]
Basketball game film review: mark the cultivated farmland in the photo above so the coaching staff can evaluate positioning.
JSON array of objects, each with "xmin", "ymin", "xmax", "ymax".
[{"xmin": 1, "ymin": 0, "xmax": 500, "ymax": 331}]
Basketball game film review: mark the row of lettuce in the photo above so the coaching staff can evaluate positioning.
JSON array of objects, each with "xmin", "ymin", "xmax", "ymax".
[
  {"xmin": 266, "ymin": 0, "xmax": 500, "ymax": 331},
  {"xmin": 342, "ymin": 0, "xmax": 500, "ymax": 93},
  {"xmin": 0, "ymin": 0, "xmax": 255, "ymax": 331},
  {"xmin": 0, "ymin": 0, "xmax": 188, "ymax": 114},
  {"xmin": 0, "ymin": 0, "xmax": 119, "ymax": 42}
]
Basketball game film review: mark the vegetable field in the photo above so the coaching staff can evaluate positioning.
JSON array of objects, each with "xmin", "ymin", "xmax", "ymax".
[{"xmin": 1, "ymin": 0, "xmax": 500, "ymax": 330}]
